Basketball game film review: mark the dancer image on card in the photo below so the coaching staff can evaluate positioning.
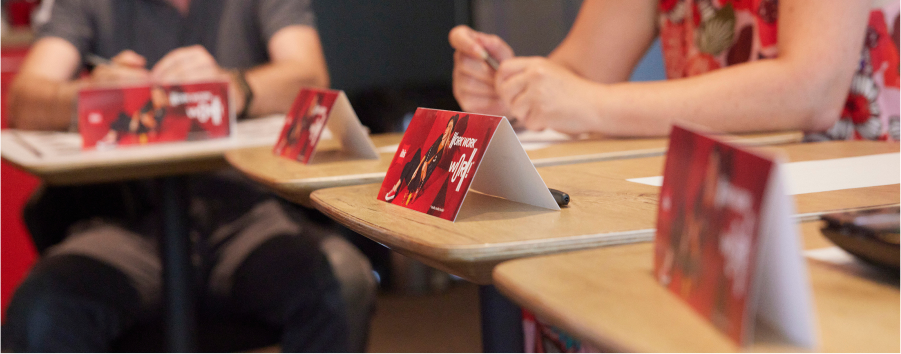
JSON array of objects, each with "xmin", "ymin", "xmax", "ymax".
[
  {"xmin": 100, "ymin": 85, "xmax": 171, "ymax": 145},
  {"xmin": 660, "ymin": 146, "xmax": 729, "ymax": 297},
  {"xmin": 275, "ymin": 93, "xmax": 329, "ymax": 160},
  {"xmin": 302, "ymin": 94, "xmax": 328, "ymax": 154},
  {"xmin": 384, "ymin": 114, "xmax": 459, "ymax": 205}
]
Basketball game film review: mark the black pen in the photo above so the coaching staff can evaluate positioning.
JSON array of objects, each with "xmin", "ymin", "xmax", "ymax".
[{"xmin": 549, "ymin": 188, "xmax": 570, "ymax": 207}]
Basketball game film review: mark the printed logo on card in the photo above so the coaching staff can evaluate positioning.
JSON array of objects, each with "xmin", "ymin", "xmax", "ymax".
[
  {"xmin": 77, "ymin": 81, "xmax": 233, "ymax": 149},
  {"xmin": 653, "ymin": 125, "xmax": 814, "ymax": 348},
  {"xmin": 272, "ymin": 88, "xmax": 379, "ymax": 164},
  {"xmin": 377, "ymin": 108, "xmax": 559, "ymax": 221}
]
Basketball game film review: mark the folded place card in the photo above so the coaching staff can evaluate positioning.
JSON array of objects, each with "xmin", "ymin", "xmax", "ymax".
[
  {"xmin": 654, "ymin": 125, "xmax": 816, "ymax": 349},
  {"xmin": 78, "ymin": 80, "xmax": 233, "ymax": 149},
  {"xmin": 377, "ymin": 108, "xmax": 559, "ymax": 221},
  {"xmin": 273, "ymin": 88, "xmax": 378, "ymax": 164}
]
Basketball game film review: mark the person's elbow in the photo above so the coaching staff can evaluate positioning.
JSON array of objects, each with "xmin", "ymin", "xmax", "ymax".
[{"xmin": 788, "ymin": 62, "xmax": 854, "ymax": 132}]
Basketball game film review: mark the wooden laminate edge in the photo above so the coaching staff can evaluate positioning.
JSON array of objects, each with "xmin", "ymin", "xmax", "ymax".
[{"xmin": 492, "ymin": 254, "xmax": 642, "ymax": 353}]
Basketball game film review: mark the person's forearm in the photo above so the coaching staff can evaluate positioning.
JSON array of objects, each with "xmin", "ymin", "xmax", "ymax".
[
  {"xmin": 8, "ymin": 74, "xmax": 81, "ymax": 131},
  {"xmin": 589, "ymin": 58, "xmax": 857, "ymax": 137},
  {"xmin": 241, "ymin": 61, "xmax": 329, "ymax": 117}
]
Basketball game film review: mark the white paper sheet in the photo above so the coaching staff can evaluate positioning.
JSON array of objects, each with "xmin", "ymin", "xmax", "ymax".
[
  {"xmin": 1, "ymin": 115, "xmax": 289, "ymax": 167},
  {"xmin": 626, "ymin": 153, "xmax": 901, "ymax": 195},
  {"xmin": 803, "ymin": 247, "xmax": 858, "ymax": 265}
]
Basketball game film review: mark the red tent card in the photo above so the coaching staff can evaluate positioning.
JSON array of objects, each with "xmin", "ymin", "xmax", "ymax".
[
  {"xmin": 654, "ymin": 126, "xmax": 815, "ymax": 348},
  {"xmin": 273, "ymin": 88, "xmax": 378, "ymax": 164},
  {"xmin": 78, "ymin": 81, "xmax": 232, "ymax": 149},
  {"xmin": 377, "ymin": 108, "xmax": 559, "ymax": 222}
]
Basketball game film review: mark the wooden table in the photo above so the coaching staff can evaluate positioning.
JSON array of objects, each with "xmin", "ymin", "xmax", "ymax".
[
  {"xmin": 312, "ymin": 141, "xmax": 900, "ymax": 285},
  {"xmin": 0, "ymin": 115, "xmax": 286, "ymax": 352},
  {"xmin": 227, "ymin": 131, "xmax": 802, "ymax": 206},
  {"xmin": 493, "ymin": 221, "xmax": 900, "ymax": 352},
  {"xmin": 1, "ymin": 115, "xmax": 285, "ymax": 185}
]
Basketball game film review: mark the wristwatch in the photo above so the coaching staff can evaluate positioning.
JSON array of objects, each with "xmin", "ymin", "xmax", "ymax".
[{"xmin": 232, "ymin": 69, "xmax": 254, "ymax": 118}]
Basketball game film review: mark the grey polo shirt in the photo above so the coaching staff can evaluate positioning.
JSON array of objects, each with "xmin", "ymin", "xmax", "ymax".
[{"xmin": 35, "ymin": 0, "xmax": 316, "ymax": 70}]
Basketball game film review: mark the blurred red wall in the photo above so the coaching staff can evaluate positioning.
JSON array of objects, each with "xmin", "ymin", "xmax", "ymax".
[{"xmin": 2, "ymin": 45, "xmax": 40, "ymax": 321}]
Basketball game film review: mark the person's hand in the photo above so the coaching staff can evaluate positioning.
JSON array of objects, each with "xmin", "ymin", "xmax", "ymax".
[
  {"xmin": 152, "ymin": 45, "xmax": 247, "ymax": 113},
  {"xmin": 90, "ymin": 50, "xmax": 151, "ymax": 83},
  {"xmin": 495, "ymin": 57, "xmax": 604, "ymax": 134},
  {"xmin": 151, "ymin": 45, "xmax": 228, "ymax": 82},
  {"xmin": 449, "ymin": 25, "xmax": 515, "ymax": 116}
]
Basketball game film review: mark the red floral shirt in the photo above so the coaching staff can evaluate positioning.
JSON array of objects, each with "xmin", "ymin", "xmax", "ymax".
[{"xmin": 659, "ymin": 0, "xmax": 900, "ymax": 141}]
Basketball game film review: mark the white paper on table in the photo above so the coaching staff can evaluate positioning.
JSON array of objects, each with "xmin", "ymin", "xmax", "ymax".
[
  {"xmin": 626, "ymin": 153, "xmax": 901, "ymax": 195},
  {"xmin": 1, "ymin": 115, "xmax": 290, "ymax": 166}
]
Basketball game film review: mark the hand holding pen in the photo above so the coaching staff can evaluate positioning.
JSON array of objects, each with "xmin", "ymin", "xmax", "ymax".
[
  {"xmin": 448, "ymin": 25, "xmax": 515, "ymax": 118},
  {"xmin": 87, "ymin": 50, "xmax": 151, "ymax": 84}
]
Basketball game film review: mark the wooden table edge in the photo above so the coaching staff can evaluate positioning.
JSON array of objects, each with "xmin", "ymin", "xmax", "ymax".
[{"xmin": 492, "ymin": 258, "xmax": 641, "ymax": 353}]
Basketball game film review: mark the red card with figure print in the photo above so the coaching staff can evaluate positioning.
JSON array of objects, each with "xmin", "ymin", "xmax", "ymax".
[
  {"xmin": 273, "ymin": 88, "xmax": 378, "ymax": 164},
  {"xmin": 78, "ymin": 81, "xmax": 233, "ymax": 149},
  {"xmin": 653, "ymin": 125, "xmax": 815, "ymax": 348},
  {"xmin": 377, "ymin": 108, "xmax": 559, "ymax": 222}
]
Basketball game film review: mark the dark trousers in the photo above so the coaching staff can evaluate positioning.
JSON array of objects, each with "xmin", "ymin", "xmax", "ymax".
[
  {"xmin": 3, "ymin": 174, "xmax": 349, "ymax": 352},
  {"xmin": 4, "ymin": 237, "xmax": 347, "ymax": 352}
]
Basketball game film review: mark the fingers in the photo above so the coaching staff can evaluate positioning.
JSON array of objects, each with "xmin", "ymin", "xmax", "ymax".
[
  {"xmin": 453, "ymin": 47, "xmax": 509, "ymax": 115},
  {"xmin": 477, "ymin": 33, "xmax": 515, "ymax": 62},
  {"xmin": 111, "ymin": 50, "xmax": 146, "ymax": 68},
  {"xmin": 91, "ymin": 63, "xmax": 150, "ymax": 83},
  {"xmin": 151, "ymin": 45, "xmax": 222, "ymax": 82},
  {"xmin": 449, "ymin": 25, "xmax": 489, "ymax": 59},
  {"xmin": 494, "ymin": 58, "xmax": 552, "ymax": 131},
  {"xmin": 453, "ymin": 53, "xmax": 495, "ymax": 95}
]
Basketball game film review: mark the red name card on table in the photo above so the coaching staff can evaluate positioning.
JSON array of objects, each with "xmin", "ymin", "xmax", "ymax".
[
  {"xmin": 377, "ymin": 108, "xmax": 559, "ymax": 222},
  {"xmin": 654, "ymin": 126, "xmax": 815, "ymax": 348},
  {"xmin": 273, "ymin": 88, "xmax": 378, "ymax": 164},
  {"xmin": 78, "ymin": 81, "xmax": 232, "ymax": 149}
]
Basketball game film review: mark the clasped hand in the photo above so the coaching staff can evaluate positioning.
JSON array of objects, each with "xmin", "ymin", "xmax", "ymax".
[{"xmin": 450, "ymin": 25, "xmax": 602, "ymax": 134}]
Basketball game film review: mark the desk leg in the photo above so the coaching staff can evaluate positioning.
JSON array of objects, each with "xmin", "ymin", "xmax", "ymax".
[
  {"xmin": 159, "ymin": 176, "xmax": 197, "ymax": 352},
  {"xmin": 479, "ymin": 285, "xmax": 523, "ymax": 353}
]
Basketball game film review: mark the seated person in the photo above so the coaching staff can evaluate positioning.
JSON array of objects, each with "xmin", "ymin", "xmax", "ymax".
[
  {"xmin": 3, "ymin": 0, "xmax": 357, "ymax": 352},
  {"xmin": 450, "ymin": 0, "xmax": 899, "ymax": 141}
]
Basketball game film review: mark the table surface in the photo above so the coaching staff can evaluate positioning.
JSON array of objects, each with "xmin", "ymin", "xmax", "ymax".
[
  {"xmin": 1, "ymin": 115, "xmax": 285, "ymax": 185},
  {"xmin": 493, "ymin": 221, "xmax": 900, "ymax": 353},
  {"xmin": 312, "ymin": 140, "xmax": 900, "ymax": 284},
  {"xmin": 227, "ymin": 131, "xmax": 801, "ymax": 206}
]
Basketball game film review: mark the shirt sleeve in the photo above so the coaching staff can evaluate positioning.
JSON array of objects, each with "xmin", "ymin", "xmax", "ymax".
[
  {"xmin": 33, "ymin": 0, "xmax": 95, "ymax": 58},
  {"xmin": 257, "ymin": 0, "xmax": 317, "ymax": 43}
]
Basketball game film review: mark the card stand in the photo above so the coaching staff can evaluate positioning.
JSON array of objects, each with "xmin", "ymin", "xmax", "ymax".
[
  {"xmin": 654, "ymin": 126, "xmax": 816, "ymax": 350},
  {"xmin": 377, "ymin": 109, "xmax": 558, "ymax": 222},
  {"xmin": 273, "ymin": 88, "xmax": 378, "ymax": 164},
  {"xmin": 749, "ymin": 163, "xmax": 817, "ymax": 349},
  {"xmin": 78, "ymin": 80, "xmax": 234, "ymax": 149},
  {"xmin": 465, "ymin": 118, "xmax": 560, "ymax": 214}
]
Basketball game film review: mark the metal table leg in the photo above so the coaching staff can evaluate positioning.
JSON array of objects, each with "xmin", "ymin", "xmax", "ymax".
[
  {"xmin": 159, "ymin": 176, "xmax": 197, "ymax": 352},
  {"xmin": 479, "ymin": 284, "xmax": 523, "ymax": 353}
]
